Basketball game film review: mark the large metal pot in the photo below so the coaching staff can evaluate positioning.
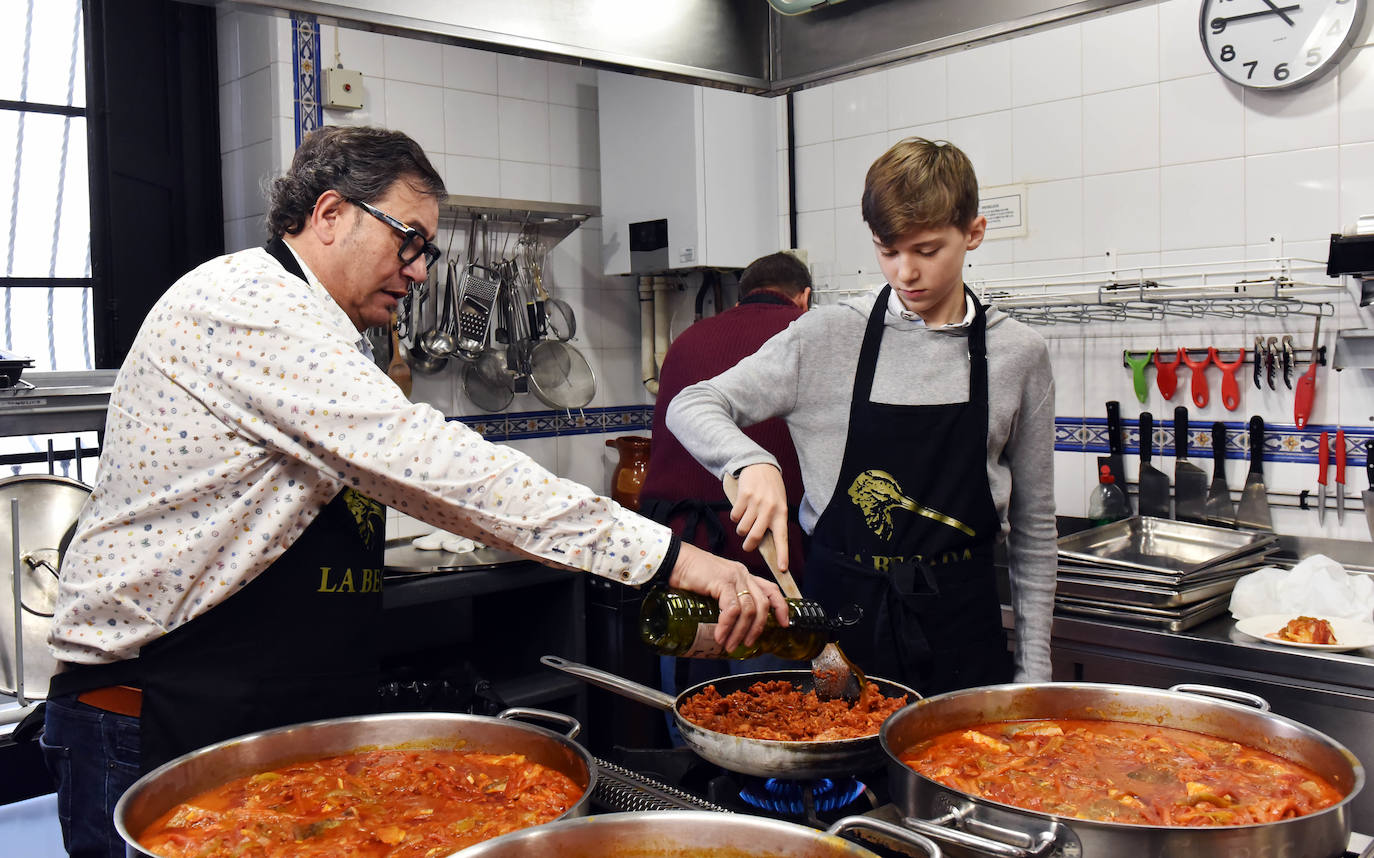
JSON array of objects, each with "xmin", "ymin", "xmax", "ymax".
[
  {"xmin": 115, "ymin": 708, "xmax": 595, "ymax": 858},
  {"xmin": 454, "ymin": 810, "xmax": 943, "ymax": 857},
  {"xmin": 880, "ymin": 682, "xmax": 1363, "ymax": 858},
  {"xmin": 543, "ymin": 655, "xmax": 918, "ymax": 779}
]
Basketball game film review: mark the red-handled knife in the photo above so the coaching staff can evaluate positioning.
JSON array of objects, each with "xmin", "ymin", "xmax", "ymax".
[
  {"xmin": 1335, "ymin": 429, "xmax": 1346, "ymax": 525},
  {"xmin": 1293, "ymin": 317, "xmax": 1321, "ymax": 428},
  {"xmin": 1317, "ymin": 431, "xmax": 1329, "ymax": 526}
]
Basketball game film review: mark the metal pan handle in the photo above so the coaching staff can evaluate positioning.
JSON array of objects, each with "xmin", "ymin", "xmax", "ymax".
[
  {"xmin": 540, "ymin": 655, "xmax": 677, "ymax": 711},
  {"xmin": 1169, "ymin": 683, "xmax": 1270, "ymax": 711},
  {"xmin": 497, "ymin": 706, "xmax": 582, "ymax": 739},
  {"xmin": 826, "ymin": 816, "xmax": 942, "ymax": 858},
  {"xmin": 896, "ymin": 808, "xmax": 1059, "ymax": 858}
]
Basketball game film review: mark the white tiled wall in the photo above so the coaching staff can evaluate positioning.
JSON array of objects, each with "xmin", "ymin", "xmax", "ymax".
[{"xmin": 219, "ymin": 2, "xmax": 1374, "ymax": 543}]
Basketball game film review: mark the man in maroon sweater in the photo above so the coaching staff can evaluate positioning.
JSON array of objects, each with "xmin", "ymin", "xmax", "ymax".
[{"xmin": 640, "ymin": 251, "xmax": 812, "ymax": 587}]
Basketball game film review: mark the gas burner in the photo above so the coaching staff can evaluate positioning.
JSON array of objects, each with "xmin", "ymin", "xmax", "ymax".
[{"xmin": 738, "ymin": 776, "xmax": 867, "ymax": 815}]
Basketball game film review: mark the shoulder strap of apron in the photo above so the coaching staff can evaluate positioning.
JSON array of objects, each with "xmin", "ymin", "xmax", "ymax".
[{"xmin": 266, "ymin": 235, "xmax": 308, "ymax": 282}]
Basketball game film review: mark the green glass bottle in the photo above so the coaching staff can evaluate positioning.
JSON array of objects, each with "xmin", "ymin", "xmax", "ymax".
[{"xmin": 639, "ymin": 586, "xmax": 834, "ymax": 660}]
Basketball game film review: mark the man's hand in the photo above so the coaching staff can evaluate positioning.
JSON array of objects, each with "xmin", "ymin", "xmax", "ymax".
[
  {"xmin": 731, "ymin": 463, "xmax": 792, "ymax": 573},
  {"xmin": 669, "ymin": 542, "xmax": 789, "ymax": 652}
]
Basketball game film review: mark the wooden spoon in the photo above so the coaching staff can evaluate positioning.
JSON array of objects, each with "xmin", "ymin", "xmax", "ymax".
[
  {"xmin": 723, "ymin": 474, "xmax": 867, "ymax": 702},
  {"xmin": 386, "ymin": 311, "xmax": 413, "ymax": 398}
]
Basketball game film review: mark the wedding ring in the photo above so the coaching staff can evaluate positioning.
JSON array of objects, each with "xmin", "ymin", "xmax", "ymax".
[{"xmin": 736, "ymin": 591, "xmax": 753, "ymax": 600}]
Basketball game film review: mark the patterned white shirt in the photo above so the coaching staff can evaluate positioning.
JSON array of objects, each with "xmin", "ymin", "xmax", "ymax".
[{"xmin": 50, "ymin": 246, "xmax": 670, "ymax": 664}]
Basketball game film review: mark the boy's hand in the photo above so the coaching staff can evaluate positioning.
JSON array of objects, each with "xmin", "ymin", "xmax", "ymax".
[
  {"xmin": 669, "ymin": 542, "xmax": 789, "ymax": 650},
  {"xmin": 731, "ymin": 463, "xmax": 791, "ymax": 574}
]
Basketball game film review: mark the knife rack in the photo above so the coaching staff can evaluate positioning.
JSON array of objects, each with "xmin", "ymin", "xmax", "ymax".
[{"xmin": 1120, "ymin": 346, "xmax": 1326, "ymax": 369}]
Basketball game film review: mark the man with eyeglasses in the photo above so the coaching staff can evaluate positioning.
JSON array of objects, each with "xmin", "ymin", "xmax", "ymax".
[{"xmin": 39, "ymin": 125, "xmax": 787, "ymax": 858}]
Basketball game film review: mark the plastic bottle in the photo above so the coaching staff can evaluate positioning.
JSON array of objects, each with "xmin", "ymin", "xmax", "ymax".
[
  {"xmin": 1088, "ymin": 463, "xmax": 1130, "ymax": 527},
  {"xmin": 639, "ymin": 586, "xmax": 836, "ymax": 660}
]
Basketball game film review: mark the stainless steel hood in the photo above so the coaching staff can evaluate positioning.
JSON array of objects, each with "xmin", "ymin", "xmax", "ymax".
[{"xmin": 219, "ymin": 0, "xmax": 1136, "ymax": 94}]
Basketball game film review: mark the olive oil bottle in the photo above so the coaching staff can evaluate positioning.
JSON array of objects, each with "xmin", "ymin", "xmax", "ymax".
[{"xmin": 639, "ymin": 586, "xmax": 835, "ymax": 660}]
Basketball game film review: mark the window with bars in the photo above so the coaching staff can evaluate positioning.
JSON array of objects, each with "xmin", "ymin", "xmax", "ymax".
[{"xmin": 0, "ymin": 0, "xmax": 92, "ymax": 373}]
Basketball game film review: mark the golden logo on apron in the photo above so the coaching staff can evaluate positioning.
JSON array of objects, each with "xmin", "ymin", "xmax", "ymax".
[
  {"xmin": 340, "ymin": 488, "xmax": 385, "ymax": 548},
  {"xmin": 847, "ymin": 470, "xmax": 975, "ymax": 540}
]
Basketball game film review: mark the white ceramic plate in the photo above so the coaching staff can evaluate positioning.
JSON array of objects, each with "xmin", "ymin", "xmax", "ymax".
[{"xmin": 1234, "ymin": 614, "xmax": 1374, "ymax": 651}]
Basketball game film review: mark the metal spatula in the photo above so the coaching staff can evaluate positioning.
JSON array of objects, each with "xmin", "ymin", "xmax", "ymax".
[
  {"xmin": 1205, "ymin": 421, "xmax": 1236, "ymax": 527},
  {"xmin": 1235, "ymin": 416, "xmax": 1273, "ymax": 531},
  {"xmin": 723, "ymin": 474, "xmax": 866, "ymax": 702},
  {"xmin": 1173, "ymin": 407, "xmax": 1209, "ymax": 524},
  {"xmin": 1137, "ymin": 411, "xmax": 1171, "ymax": 519}
]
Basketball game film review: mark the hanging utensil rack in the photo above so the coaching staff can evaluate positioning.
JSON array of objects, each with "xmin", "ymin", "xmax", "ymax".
[
  {"xmin": 439, "ymin": 195, "xmax": 598, "ymax": 245},
  {"xmin": 1120, "ymin": 345, "xmax": 1325, "ymax": 369}
]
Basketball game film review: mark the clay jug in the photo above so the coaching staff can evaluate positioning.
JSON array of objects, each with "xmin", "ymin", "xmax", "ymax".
[{"xmin": 605, "ymin": 436, "xmax": 650, "ymax": 510}]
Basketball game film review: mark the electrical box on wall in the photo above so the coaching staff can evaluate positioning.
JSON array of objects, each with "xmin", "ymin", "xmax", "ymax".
[
  {"xmin": 325, "ymin": 67, "xmax": 364, "ymax": 110},
  {"xmin": 597, "ymin": 71, "xmax": 778, "ymax": 275}
]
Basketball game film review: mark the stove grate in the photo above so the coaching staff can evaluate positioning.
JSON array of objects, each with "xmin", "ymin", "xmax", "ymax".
[{"xmin": 592, "ymin": 756, "xmax": 732, "ymax": 814}]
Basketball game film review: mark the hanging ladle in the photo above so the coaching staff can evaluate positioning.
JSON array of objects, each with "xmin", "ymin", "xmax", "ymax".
[{"xmin": 417, "ymin": 259, "xmax": 460, "ymax": 362}]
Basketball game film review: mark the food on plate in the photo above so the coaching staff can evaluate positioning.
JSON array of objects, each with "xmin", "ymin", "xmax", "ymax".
[
  {"xmin": 678, "ymin": 679, "xmax": 908, "ymax": 741},
  {"xmin": 900, "ymin": 719, "xmax": 1343, "ymax": 826},
  {"xmin": 1271, "ymin": 616, "xmax": 1338, "ymax": 645},
  {"xmin": 137, "ymin": 748, "xmax": 583, "ymax": 857}
]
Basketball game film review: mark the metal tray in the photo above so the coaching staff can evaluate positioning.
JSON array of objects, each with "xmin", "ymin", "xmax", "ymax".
[
  {"xmin": 1055, "ymin": 571, "xmax": 1245, "ymax": 608},
  {"xmin": 1055, "ymin": 549, "xmax": 1275, "ymax": 586},
  {"xmin": 1056, "ymin": 516, "xmax": 1277, "ymax": 578},
  {"xmin": 1053, "ymin": 592, "xmax": 1233, "ymax": 632},
  {"xmin": 383, "ymin": 539, "xmax": 527, "ymax": 575}
]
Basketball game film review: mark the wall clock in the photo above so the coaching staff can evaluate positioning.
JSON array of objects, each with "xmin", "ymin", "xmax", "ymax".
[{"xmin": 1199, "ymin": 0, "xmax": 1368, "ymax": 90}]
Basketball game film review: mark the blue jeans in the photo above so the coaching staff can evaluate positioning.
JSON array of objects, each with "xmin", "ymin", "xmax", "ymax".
[{"xmin": 39, "ymin": 694, "xmax": 141, "ymax": 858}]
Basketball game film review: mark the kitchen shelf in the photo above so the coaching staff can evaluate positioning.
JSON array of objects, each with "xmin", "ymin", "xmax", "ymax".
[
  {"xmin": 0, "ymin": 370, "xmax": 116, "ymax": 437},
  {"xmin": 1334, "ymin": 329, "xmax": 1374, "ymax": 370},
  {"xmin": 440, "ymin": 195, "xmax": 599, "ymax": 245}
]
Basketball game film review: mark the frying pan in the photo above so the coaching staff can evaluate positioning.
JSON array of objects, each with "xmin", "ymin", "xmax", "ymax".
[{"xmin": 541, "ymin": 655, "xmax": 917, "ymax": 779}]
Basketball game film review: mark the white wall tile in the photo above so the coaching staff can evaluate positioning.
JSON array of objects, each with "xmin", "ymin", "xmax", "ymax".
[
  {"xmin": 444, "ymin": 89, "xmax": 500, "ymax": 158},
  {"xmin": 1011, "ymin": 22, "xmax": 1082, "ymax": 107},
  {"xmin": 236, "ymin": 10, "xmax": 272, "ymax": 77},
  {"xmin": 792, "ymin": 85, "xmax": 833, "ymax": 146},
  {"xmin": 1083, "ymin": 168, "xmax": 1161, "ymax": 255},
  {"xmin": 1340, "ymin": 142, "xmax": 1374, "ymax": 231},
  {"xmin": 1012, "ymin": 99, "xmax": 1083, "ymax": 182},
  {"xmin": 832, "ymin": 132, "xmax": 888, "ymax": 211},
  {"xmin": 793, "ymin": 142, "xmax": 835, "ymax": 212},
  {"xmin": 443, "ymin": 44, "xmax": 498, "ymax": 94},
  {"xmin": 445, "ymin": 154, "xmax": 501, "ymax": 198},
  {"xmin": 219, "ymin": 82, "xmax": 243, "ymax": 154},
  {"xmin": 834, "ymin": 205, "xmax": 875, "ymax": 277},
  {"xmin": 547, "ymin": 61, "xmax": 598, "ymax": 109},
  {"xmin": 497, "ymin": 96, "xmax": 551, "ymax": 164},
  {"xmin": 947, "ymin": 111, "xmax": 1013, "ymax": 187},
  {"xmin": 551, "ymin": 165, "xmax": 600, "ymax": 206},
  {"xmin": 332, "ymin": 25, "xmax": 385, "ymax": 80},
  {"xmin": 383, "ymin": 33, "xmax": 443, "ymax": 85},
  {"xmin": 497, "ymin": 55, "xmax": 549, "ymax": 102},
  {"xmin": 1160, "ymin": 75, "xmax": 1245, "ymax": 165},
  {"xmin": 1011, "ymin": 178, "xmax": 1084, "ymax": 262},
  {"xmin": 796, "ymin": 208, "xmax": 837, "ymax": 268},
  {"xmin": 1160, "ymin": 158, "xmax": 1246, "ymax": 250},
  {"xmin": 235, "ymin": 65, "xmax": 275, "ymax": 149},
  {"xmin": 383, "ymin": 80, "xmax": 445, "ymax": 155},
  {"xmin": 1244, "ymin": 76, "xmax": 1339, "ymax": 155},
  {"xmin": 831, "ymin": 73, "xmax": 888, "ymax": 139},
  {"xmin": 889, "ymin": 121, "xmax": 950, "ymax": 147},
  {"xmin": 217, "ymin": 13, "xmax": 242, "ymax": 83},
  {"xmin": 549, "ymin": 105, "xmax": 599, "ymax": 169},
  {"xmin": 1082, "ymin": 3, "xmax": 1159, "ymax": 94},
  {"xmin": 1158, "ymin": 0, "xmax": 1215, "ymax": 80},
  {"xmin": 1082, "ymin": 84, "xmax": 1159, "ymax": 175},
  {"xmin": 1244, "ymin": 147, "xmax": 1341, "ymax": 244},
  {"xmin": 1341, "ymin": 46, "xmax": 1374, "ymax": 144},
  {"xmin": 947, "ymin": 41, "xmax": 1012, "ymax": 118},
  {"xmin": 887, "ymin": 56, "xmax": 947, "ymax": 129}
]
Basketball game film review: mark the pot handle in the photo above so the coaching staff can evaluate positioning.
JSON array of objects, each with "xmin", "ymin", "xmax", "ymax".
[
  {"xmin": 1169, "ymin": 683, "xmax": 1271, "ymax": 711},
  {"xmin": 540, "ymin": 654, "xmax": 677, "ymax": 711},
  {"xmin": 497, "ymin": 707, "xmax": 582, "ymax": 740},
  {"xmin": 827, "ymin": 816, "xmax": 943, "ymax": 857},
  {"xmin": 894, "ymin": 809, "xmax": 1059, "ymax": 858}
]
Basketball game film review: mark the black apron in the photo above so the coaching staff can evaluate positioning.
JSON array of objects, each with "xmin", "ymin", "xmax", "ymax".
[
  {"xmin": 136, "ymin": 238, "xmax": 387, "ymax": 770},
  {"xmin": 805, "ymin": 286, "xmax": 1011, "ymax": 695}
]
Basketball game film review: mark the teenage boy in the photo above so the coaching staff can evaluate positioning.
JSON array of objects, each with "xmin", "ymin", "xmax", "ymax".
[{"xmin": 666, "ymin": 138, "xmax": 1057, "ymax": 693}]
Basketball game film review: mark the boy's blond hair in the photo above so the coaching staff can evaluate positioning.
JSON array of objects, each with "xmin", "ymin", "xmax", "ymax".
[{"xmin": 861, "ymin": 138, "xmax": 979, "ymax": 245}]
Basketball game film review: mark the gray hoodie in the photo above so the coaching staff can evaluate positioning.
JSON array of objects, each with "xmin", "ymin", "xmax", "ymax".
[{"xmin": 666, "ymin": 286, "xmax": 1057, "ymax": 682}]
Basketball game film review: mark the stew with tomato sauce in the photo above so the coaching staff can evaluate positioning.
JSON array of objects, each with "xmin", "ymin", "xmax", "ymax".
[
  {"xmin": 900, "ymin": 719, "xmax": 1343, "ymax": 826},
  {"xmin": 137, "ymin": 748, "xmax": 584, "ymax": 858}
]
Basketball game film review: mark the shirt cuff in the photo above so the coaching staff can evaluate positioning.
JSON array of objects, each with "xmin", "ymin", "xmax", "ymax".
[{"xmin": 643, "ymin": 535, "xmax": 681, "ymax": 588}]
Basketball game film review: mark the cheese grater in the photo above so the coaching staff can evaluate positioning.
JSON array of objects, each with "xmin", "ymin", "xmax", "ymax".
[{"xmin": 453, "ymin": 263, "xmax": 501, "ymax": 360}]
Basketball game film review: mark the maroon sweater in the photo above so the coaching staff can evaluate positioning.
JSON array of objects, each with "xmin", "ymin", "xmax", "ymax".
[{"xmin": 639, "ymin": 293, "xmax": 807, "ymax": 581}]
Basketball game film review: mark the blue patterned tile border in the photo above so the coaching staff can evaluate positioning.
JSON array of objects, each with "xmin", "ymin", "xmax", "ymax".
[
  {"xmin": 1056, "ymin": 416, "xmax": 1372, "ymax": 464},
  {"xmin": 290, "ymin": 13, "xmax": 322, "ymax": 148},
  {"xmin": 449, "ymin": 405, "xmax": 653, "ymax": 442}
]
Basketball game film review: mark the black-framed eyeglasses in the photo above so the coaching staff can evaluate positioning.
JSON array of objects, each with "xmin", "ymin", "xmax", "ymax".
[{"xmin": 348, "ymin": 198, "xmax": 442, "ymax": 270}]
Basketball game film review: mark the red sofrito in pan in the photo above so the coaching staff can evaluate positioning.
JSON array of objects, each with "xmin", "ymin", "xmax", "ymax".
[
  {"xmin": 900, "ymin": 719, "xmax": 1343, "ymax": 826},
  {"xmin": 137, "ymin": 749, "xmax": 584, "ymax": 858}
]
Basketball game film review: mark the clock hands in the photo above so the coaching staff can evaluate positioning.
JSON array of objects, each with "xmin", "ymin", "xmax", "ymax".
[{"xmin": 1210, "ymin": 3, "xmax": 1301, "ymax": 32}]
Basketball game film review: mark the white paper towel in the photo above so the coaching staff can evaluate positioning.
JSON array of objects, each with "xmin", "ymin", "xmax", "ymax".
[{"xmin": 1229, "ymin": 554, "xmax": 1374, "ymax": 623}]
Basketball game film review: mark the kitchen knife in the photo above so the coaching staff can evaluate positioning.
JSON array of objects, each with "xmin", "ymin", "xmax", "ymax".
[
  {"xmin": 1137, "ymin": 411, "xmax": 1171, "ymax": 520},
  {"xmin": 1235, "ymin": 416, "xmax": 1272, "ymax": 532},
  {"xmin": 1204, "ymin": 421, "xmax": 1236, "ymax": 527},
  {"xmin": 1098, "ymin": 401, "xmax": 1129, "ymax": 512},
  {"xmin": 1335, "ymin": 428, "xmax": 1346, "ymax": 525},
  {"xmin": 1363, "ymin": 440, "xmax": 1373, "ymax": 540},
  {"xmin": 1317, "ymin": 431, "xmax": 1329, "ymax": 526},
  {"xmin": 1173, "ymin": 407, "xmax": 1209, "ymax": 524}
]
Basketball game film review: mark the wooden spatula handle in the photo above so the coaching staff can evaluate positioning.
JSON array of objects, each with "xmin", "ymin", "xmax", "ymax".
[{"xmin": 722, "ymin": 473, "xmax": 803, "ymax": 600}]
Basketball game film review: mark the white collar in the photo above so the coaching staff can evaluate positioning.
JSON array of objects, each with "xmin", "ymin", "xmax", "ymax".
[
  {"xmin": 887, "ymin": 289, "xmax": 976, "ymax": 329},
  {"xmin": 280, "ymin": 238, "xmax": 375, "ymax": 358}
]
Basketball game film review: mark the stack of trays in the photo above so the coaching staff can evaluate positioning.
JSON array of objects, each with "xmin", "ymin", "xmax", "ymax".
[{"xmin": 1054, "ymin": 516, "xmax": 1278, "ymax": 632}]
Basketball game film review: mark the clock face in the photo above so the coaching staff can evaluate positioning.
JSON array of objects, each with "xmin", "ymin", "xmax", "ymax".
[{"xmin": 1199, "ymin": 0, "xmax": 1367, "ymax": 90}]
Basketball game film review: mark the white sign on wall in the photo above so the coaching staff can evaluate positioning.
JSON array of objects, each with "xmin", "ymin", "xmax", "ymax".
[{"xmin": 978, "ymin": 184, "xmax": 1027, "ymax": 240}]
